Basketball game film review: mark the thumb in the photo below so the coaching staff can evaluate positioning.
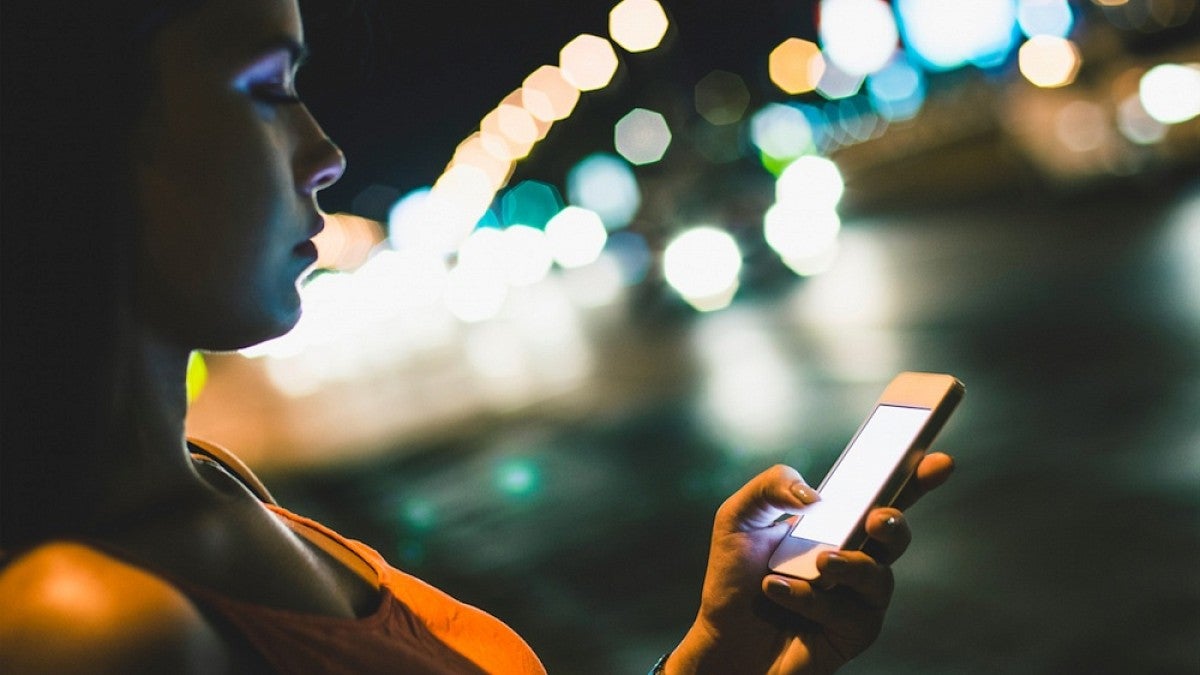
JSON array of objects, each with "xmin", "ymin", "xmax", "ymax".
[{"xmin": 718, "ymin": 464, "xmax": 819, "ymax": 531}]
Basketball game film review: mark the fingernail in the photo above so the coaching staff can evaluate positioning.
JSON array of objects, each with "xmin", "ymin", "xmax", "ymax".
[
  {"xmin": 824, "ymin": 552, "xmax": 846, "ymax": 566},
  {"xmin": 790, "ymin": 482, "xmax": 819, "ymax": 504},
  {"xmin": 766, "ymin": 578, "xmax": 791, "ymax": 597}
]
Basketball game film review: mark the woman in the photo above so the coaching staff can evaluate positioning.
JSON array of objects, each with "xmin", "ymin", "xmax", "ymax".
[{"xmin": 0, "ymin": 0, "xmax": 955, "ymax": 672}]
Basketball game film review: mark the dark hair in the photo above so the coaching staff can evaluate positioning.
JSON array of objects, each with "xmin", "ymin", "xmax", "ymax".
[{"xmin": 0, "ymin": 2, "xmax": 202, "ymax": 548}]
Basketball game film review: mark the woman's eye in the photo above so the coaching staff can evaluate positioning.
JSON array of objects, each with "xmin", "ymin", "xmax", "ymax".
[{"xmin": 250, "ymin": 82, "xmax": 302, "ymax": 105}]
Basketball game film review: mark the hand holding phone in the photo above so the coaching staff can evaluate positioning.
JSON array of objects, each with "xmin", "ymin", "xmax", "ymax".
[{"xmin": 768, "ymin": 371, "xmax": 964, "ymax": 581}]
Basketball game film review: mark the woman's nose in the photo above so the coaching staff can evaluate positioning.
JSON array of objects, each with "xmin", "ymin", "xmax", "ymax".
[
  {"xmin": 296, "ymin": 108, "xmax": 347, "ymax": 196},
  {"xmin": 304, "ymin": 140, "xmax": 346, "ymax": 196}
]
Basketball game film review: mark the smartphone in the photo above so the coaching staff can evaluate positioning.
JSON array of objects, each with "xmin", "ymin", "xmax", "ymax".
[{"xmin": 768, "ymin": 371, "xmax": 964, "ymax": 581}]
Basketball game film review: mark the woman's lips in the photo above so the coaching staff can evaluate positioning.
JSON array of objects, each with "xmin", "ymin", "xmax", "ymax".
[{"xmin": 293, "ymin": 239, "xmax": 319, "ymax": 262}]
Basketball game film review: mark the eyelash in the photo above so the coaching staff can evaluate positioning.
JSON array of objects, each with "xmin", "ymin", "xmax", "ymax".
[{"xmin": 250, "ymin": 82, "xmax": 302, "ymax": 106}]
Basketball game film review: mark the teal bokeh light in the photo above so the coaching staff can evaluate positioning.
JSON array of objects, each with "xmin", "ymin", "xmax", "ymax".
[
  {"xmin": 500, "ymin": 180, "xmax": 564, "ymax": 230},
  {"xmin": 494, "ymin": 458, "xmax": 543, "ymax": 499}
]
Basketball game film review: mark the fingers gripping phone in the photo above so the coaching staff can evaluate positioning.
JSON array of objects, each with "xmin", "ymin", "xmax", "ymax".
[{"xmin": 768, "ymin": 372, "xmax": 964, "ymax": 581}]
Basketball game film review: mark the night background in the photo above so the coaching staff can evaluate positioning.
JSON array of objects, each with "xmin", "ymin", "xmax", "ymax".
[{"xmin": 185, "ymin": 1, "xmax": 1200, "ymax": 672}]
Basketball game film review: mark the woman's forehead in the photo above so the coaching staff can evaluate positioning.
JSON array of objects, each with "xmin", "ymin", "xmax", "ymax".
[{"xmin": 159, "ymin": 0, "xmax": 303, "ymax": 61}]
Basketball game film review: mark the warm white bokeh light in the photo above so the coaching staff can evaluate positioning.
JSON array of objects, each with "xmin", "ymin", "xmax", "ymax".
[
  {"xmin": 763, "ymin": 203, "xmax": 842, "ymax": 270},
  {"xmin": 819, "ymin": 0, "xmax": 900, "ymax": 76},
  {"xmin": 663, "ymin": 226, "xmax": 743, "ymax": 309},
  {"xmin": 608, "ymin": 0, "xmax": 669, "ymax": 53},
  {"xmin": 1018, "ymin": 35, "xmax": 1081, "ymax": 88},
  {"xmin": 560, "ymin": 34, "xmax": 619, "ymax": 91},
  {"xmin": 500, "ymin": 225, "xmax": 554, "ymax": 287},
  {"xmin": 522, "ymin": 65, "xmax": 581, "ymax": 122},
  {"xmin": 545, "ymin": 206, "xmax": 608, "ymax": 268},
  {"xmin": 1139, "ymin": 63, "xmax": 1200, "ymax": 124},
  {"xmin": 775, "ymin": 155, "xmax": 845, "ymax": 210}
]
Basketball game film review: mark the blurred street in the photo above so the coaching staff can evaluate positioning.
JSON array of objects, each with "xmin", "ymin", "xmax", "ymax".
[{"xmin": 249, "ymin": 175, "xmax": 1200, "ymax": 674}]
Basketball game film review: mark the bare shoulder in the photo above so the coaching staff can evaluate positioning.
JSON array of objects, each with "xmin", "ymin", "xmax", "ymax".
[{"xmin": 0, "ymin": 541, "xmax": 232, "ymax": 674}]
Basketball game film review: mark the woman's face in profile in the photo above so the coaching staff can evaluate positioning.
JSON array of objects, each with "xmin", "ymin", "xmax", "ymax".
[{"xmin": 133, "ymin": 0, "xmax": 345, "ymax": 351}]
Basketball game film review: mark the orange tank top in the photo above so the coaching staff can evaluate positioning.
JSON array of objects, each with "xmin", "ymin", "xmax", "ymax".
[
  {"xmin": 179, "ymin": 504, "xmax": 546, "ymax": 675},
  {"xmin": 182, "ymin": 439, "xmax": 546, "ymax": 674}
]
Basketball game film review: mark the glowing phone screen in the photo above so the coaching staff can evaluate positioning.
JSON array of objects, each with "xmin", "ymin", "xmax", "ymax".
[{"xmin": 790, "ymin": 405, "xmax": 932, "ymax": 545}]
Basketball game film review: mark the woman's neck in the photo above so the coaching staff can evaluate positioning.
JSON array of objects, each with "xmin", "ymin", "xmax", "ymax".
[{"xmin": 93, "ymin": 321, "xmax": 212, "ymax": 527}]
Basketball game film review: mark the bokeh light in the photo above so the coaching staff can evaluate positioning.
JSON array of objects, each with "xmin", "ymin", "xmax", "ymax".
[
  {"xmin": 501, "ymin": 180, "xmax": 564, "ymax": 229},
  {"xmin": 662, "ymin": 226, "xmax": 742, "ymax": 311},
  {"xmin": 614, "ymin": 108, "xmax": 672, "ymax": 165},
  {"xmin": 775, "ymin": 155, "xmax": 845, "ymax": 210},
  {"xmin": 544, "ymin": 206, "xmax": 608, "ymax": 268},
  {"xmin": 694, "ymin": 70, "xmax": 751, "ymax": 125},
  {"xmin": 769, "ymin": 38, "xmax": 826, "ymax": 95},
  {"xmin": 522, "ymin": 65, "xmax": 580, "ymax": 122},
  {"xmin": 749, "ymin": 103, "xmax": 815, "ymax": 166},
  {"xmin": 608, "ymin": 0, "xmax": 670, "ymax": 53},
  {"xmin": 559, "ymin": 34, "xmax": 619, "ymax": 91},
  {"xmin": 1117, "ymin": 93, "xmax": 1168, "ymax": 145},
  {"xmin": 1054, "ymin": 99, "xmax": 1110, "ymax": 153},
  {"xmin": 604, "ymin": 230, "xmax": 652, "ymax": 286},
  {"xmin": 1139, "ymin": 63, "xmax": 1200, "ymax": 125},
  {"xmin": 499, "ymin": 225, "xmax": 554, "ymax": 287},
  {"xmin": 314, "ymin": 212, "xmax": 385, "ymax": 272},
  {"xmin": 566, "ymin": 153, "xmax": 642, "ymax": 230},
  {"xmin": 1017, "ymin": 0, "xmax": 1075, "ymax": 38},
  {"xmin": 763, "ymin": 203, "xmax": 842, "ymax": 275},
  {"xmin": 815, "ymin": 58, "xmax": 866, "ymax": 99},
  {"xmin": 818, "ymin": 0, "xmax": 900, "ymax": 77},
  {"xmin": 866, "ymin": 53, "xmax": 926, "ymax": 120},
  {"xmin": 1018, "ymin": 35, "xmax": 1081, "ymax": 88},
  {"xmin": 896, "ymin": 0, "xmax": 1018, "ymax": 71}
]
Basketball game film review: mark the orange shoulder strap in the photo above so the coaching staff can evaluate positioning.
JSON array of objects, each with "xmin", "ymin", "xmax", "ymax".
[{"xmin": 186, "ymin": 437, "xmax": 278, "ymax": 505}]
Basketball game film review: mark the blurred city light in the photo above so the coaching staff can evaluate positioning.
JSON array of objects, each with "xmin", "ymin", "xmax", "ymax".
[
  {"xmin": 663, "ymin": 226, "xmax": 742, "ymax": 311},
  {"xmin": 692, "ymin": 310, "xmax": 809, "ymax": 454},
  {"xmin": 866, "ymin": 53, "xmax": 926, "ymax": 120},
  {"xmin": 604, "ymin": 230, "xmax": 652, "ymax": 286},
  {"xmin": 614, "ymin": 107, "xmax": 672, "ymax": 165},
  {"xmin": 694, "ymin": 70, "xmax": 751, "ymax": 125},
  {"xmin": 1017, "ymin": 0, "xmax": 1075, "ymax": 38},
  {"xmin": 818, "ymin": 0, "xmax": 900, "ymax": 77},
  {"xmin": 815, "ymin": 58, "xmax": 866, "ymax": 99},
  {"xmin": 314, "ymin": 212, "xmax": 385, "ymax": 271},
  {"xmin": 769, "ymin": 38, "xmax": 826, "ymax": 95},
  {"xmin": 522, "ymin": 65, "xmax": 580, "ymax": 122},
  {"xmin": 775, "ymin": 155, "xmax": 845, "ymax": 210},
  {"xmin": 749, "ymin": 103, "xmax": 816, "ymax": 165},
  {"xmin": 608, "ymin": 0, "xmax": 670, "ymax": 53},
  {"xmin": 1055, "ymin": 100, "xmax": 1110, "ymax": 153},
  {"xmin": 1018, "ymin": 35, "xmax": 1081, "ymax": 88},
  {"xmin": 896, "ymin": 0, "xmax": 1018, "ymax": 71},
  {"xmin": 559, "ymin": 34, "xmax": 619, "ymax": 91},
  {"xmin": 1117, "ymin": 93, "xmax": 1168, "ymax": 145},
  {"xmin": 1139, "ymin": 63, "xmax": 1200, "ymax": 124},
  {"xmin": 763, "ymin": 203, "xmax": 843, "ymax": 275},
  {"xmin": 566, "ymin": 153, "xmax": 642, "ymax": 230},
  {"xmin": 499, "ymin": 225, "xmax": 554, "ymax": 287},
  {"xmin": 501, "ymin": 180, "xmax": 564, "ymax": 229},
  {"xmin": 544, "ymin": 206, "xmax": 608, "ymax": 268}
]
